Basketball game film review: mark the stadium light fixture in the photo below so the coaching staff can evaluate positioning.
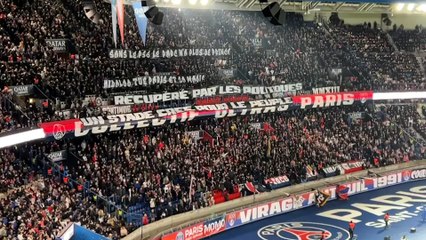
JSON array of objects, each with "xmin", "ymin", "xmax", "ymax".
[
  {"xmin": 188, "ymin": 0, "xmax": 197, "ymax": 5},
  {"xmin": 171, "ymin": 0, "xmax": 181, "ymax": 4},
  {"xmin": 0, "ymin": 129, "xmax": 46, "ymax": 149},
  {"xmin": 200, "ymin": 0, "xmax": 209, "ymax": 5},
  {"xmin": 373, "ymin": 91, "xmax": 426, "ymax": 100},
  {"xmin": 144, "ymin": 3, "xmax": 163, "ymax": 25},
  {"xmin": 418, "ymin": 3, "xmax": 426, "ymax": 12},
  {"xmin": 407, "ymin": 3, "xmax": 415, "ymax": 11},
  {"xmin": 395, "ymin": 3, "xmax": 405, "ymax": 12}
]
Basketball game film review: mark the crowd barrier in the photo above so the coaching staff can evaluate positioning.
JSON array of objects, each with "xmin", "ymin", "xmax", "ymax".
[{"xmin": 123, "ymin": 160, "xmax": 426, "ymax": 240}]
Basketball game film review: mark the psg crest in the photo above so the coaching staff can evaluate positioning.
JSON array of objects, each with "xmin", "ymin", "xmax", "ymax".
[{"xmin": 257, "ymin": 222, "xmax": 351, "ymax": 240}]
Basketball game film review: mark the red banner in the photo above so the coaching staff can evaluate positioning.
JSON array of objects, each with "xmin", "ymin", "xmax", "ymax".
[
  {"xmin": 293, "ymin": 91, "xmax": 373, "ymax": 109},
  {"xmin": 339, "ymin": 161, "xmax": 364, "ymax": 174},
  {"xmin": 195, "ymin": 95, "xmax": 251, "ymax": 105},
  {"xmin": 39, "ymin": 119, "xmax": 80, "ymax": 140}
]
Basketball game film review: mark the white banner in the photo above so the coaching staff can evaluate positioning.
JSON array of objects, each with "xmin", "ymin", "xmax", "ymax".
[
  {"xmin": 104, "ymin": 74, "xmax": 205, "ymax": 89},
  {"xmin": 109, "ymin": 48, "xmax": 231, "ymax": 59},
  {"xmin": 101, "ymin": 105, "xmax": 133, "ymax": 115},
  {"xmin": 46, "ymin": 150, "xmax": 67, "ymax": 162},
  {"xmin": 252, "ymin": 38, "xmax": 262, "ymax": 48},
  {"xmin": 11, "ymin": 85, "xmax": 34, "ymax": 96},
  {"xmin": 45, "ymin": 39, "xmax": 69, "ymax": 53},
  {"xmin": 42, "ymin": 91, "xmax": 371, "ymax": 140},
  {"xmin": 75, "ymin": 98, "xmax": 293, "ymax": 137},
  {"xmin": 219, "ymin": 69, "xmax": 236, "ymax": 78},
  {"xmin": 312, "ymin": 86, "xmax": 341, "ymax": 94},
  {"xmin": 114, "ymin": 83, "xmax": 303, "ymax": 105},
  {"xmin": 186, "ymin": 130, "xmax": 204, "ymax": 141},
  {"xmin": 249, "ymin": 123, "xmax": 262, "ymax": 130}
]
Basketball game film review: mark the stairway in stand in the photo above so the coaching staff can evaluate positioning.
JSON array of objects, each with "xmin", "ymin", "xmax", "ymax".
[{"xmin": 386, "ymin": 32, "xmax": 399, "ymax": 52}]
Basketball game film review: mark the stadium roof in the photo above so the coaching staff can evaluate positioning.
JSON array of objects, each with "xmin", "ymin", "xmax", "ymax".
[{"xmin": 110, "ymin": 0, "xmax": 426, "ymax": 14}]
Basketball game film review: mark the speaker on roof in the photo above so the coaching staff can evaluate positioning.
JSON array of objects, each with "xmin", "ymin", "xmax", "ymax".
[
  {"xmin": 83, "ymin": 1, "xmax": 101, "ymax": 24},
  {"xmin": 141, "ymin": 0, "xmax": 155, "ymax": 6},
  {"xmin": 382, "ymin": 13, "xmax": 392, "ymax": 27},
  {"xmin": 270, "ymin": 9, "xmax": 285, "ymax": 25},
  {"xmin": 329, "ymin": 12, "xmax": 341, "ymax": 25},
  {"xmin": 262, "ymin": 2, "xmax": 280, "ymax": 18},
  {"xmin": 261, "ymin": 2, "xmax": 285, "ymax": 26},
  {"xmin": 152, "ymin": 11, "xmax": 164, "ymax": 25},
  {"xmin": 145, "ymin": 6, "xmax": 159, "ymax": 19}
]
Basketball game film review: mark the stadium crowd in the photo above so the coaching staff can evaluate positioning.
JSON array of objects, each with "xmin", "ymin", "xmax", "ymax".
[
  {"xmin": 1, "ymin": 103, "xmax": 426, "ymax": 238},
  {"xmin": 1, "ymin": 0, "xmax": 426, "ymax": 239},
  {"xmin": 390, "ymin": 25, "xmax": 426, "ymax": 52},
  {"xmin": 329, "ymin": 24, "xmax": 425, "ymax": 91}
]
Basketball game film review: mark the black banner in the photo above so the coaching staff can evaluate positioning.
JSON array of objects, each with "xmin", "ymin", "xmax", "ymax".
[
  {"xmin": 109, "ymin": 48, "xmax": 231, "ymax": 59},
  {"xmin": 11, "ymin": 85, "xmax": 34, "ymax": 96},
  {"xmin": 104, "ymin": 74, "xmax": 205, "ymax": 89},
  {"xmin": 46, "ymin": 150, "xmax": 67, "ymax": 162},
  {"xmin": 45, "ymin": 39, "xmax": 69, "ymax": 53},
  {"xmin": 113, "ymin": 83, "xmax": 303, "ymax": 105}
]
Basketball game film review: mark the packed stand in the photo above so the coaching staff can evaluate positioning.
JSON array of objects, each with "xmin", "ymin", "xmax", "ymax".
[
  {"xmin": 0, "ymin": 145, "xmax": 137, "ymax": 239},
  {"xmin": 0, "ymin": 148, "xmax": 35, "ymax": 193},
  {"xmin": 414, "ymin": 105, "xmax": 426, "ymax": 139},
  {"xmin": 1, "ymin": 0, "xmax": 426, "ymax": 124},
  {"xmin": 0, "ymin": 0, "xmax": 389, "ymax": 115},
  {"xmin": 328, "ymin": 23, "xmax": 425, "ymax": 91},
  {"xmin": 415, "ymin": 120, "xmax": 426, "ymax": 139},
  {"xmin": 1, "ymin": 0, "xmax": 426, "ymax": 238},
  {"xmin": 389, "ymin": 25, "xmax": 426, "ymax": 52},
  {"xmin": 0, "ymin": 177, "xmax": 137, "ymax": 239},
  {"xmin": 59, "ymin": 104, "xmax": 426, "ymax": 223},
  {"xmin": 1, "ymin": 103, "xmax": 426, "ymax": 238}
]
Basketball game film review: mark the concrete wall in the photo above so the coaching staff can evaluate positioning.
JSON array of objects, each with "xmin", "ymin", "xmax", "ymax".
[{"xmin": 123, "ymin": 160, "xmax": 426, "ymax": 240}]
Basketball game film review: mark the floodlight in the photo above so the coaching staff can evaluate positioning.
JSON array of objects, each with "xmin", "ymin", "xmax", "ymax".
[
  {"xmin": 407, "ymin": 3, "xmax": 415, "ymax": 11},
  {"xmin": 395, "ymin": 3, "xmax": 404, "ymax": 11}
]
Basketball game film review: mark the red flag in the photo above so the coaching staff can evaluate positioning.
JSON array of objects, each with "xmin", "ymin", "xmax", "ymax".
[
  {"xmin": 203, "ymin": 167, "xmax": 213, "ymax": 179},
  {"xmin": 337, "ymin": 185, "xmax": 349, "ymax": 200},
  {"xmin": 403, "ymin": 154, "xmax": 410, "ymax": 162},
  {"xmin": 263, "ymin": 122, "xmax": 275, "ymax": 133},
  {"xmin": 245, "ymin": 182, "xmax": 258, "ymax": 194},
  {"xmin": 374, "ymin": 158, "xmax": 380, "ymax": 166},
  {"xmin": 116, "ymin": 0, "xmax": 125, "ymax": 46},
  {"xmin": 203, "ymin": 130, "xmax": 214, "ymax": 146}
]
